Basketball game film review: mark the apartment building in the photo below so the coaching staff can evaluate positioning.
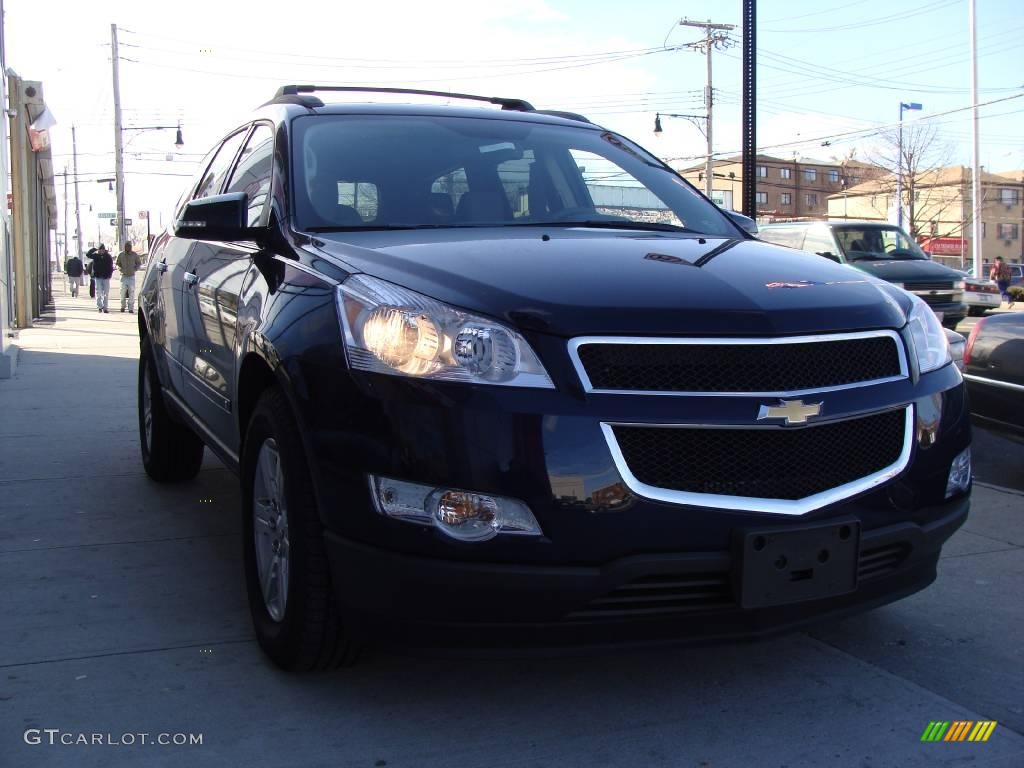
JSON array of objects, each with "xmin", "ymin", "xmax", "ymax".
[
  {"xmin": 825, "ymin": 166, "xmax": 1024, "ymax": 269},
  {"xmin": 677, "ymin": 154, "xmax": 884, "ymax": 220}
]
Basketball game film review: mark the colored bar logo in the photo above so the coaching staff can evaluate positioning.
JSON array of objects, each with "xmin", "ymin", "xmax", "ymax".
[{"xmin": 921, "ymin": 721, "xmax": 997, "ymax": 742}]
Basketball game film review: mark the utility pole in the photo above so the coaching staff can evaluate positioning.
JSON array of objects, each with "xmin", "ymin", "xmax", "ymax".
[
  {"xmin": 741, "ymin": 0, "xmax": 757, "ymax": 218},
  {"xmin": 111, "ymin": 23, "xmax": 127, "ymax": 252},
  {"xmin": 968, "ymin": 0, "xmax": 982, "ymax": 279},
  {"xmin": 62, "ymin": 166, "xmax": 68, "ymax": 260},
  {"xmin": 679, "ymin": 18, "xmax": 735, "ymax": 199},
  {"xmin": 72, "ymin": 125, "xmax": 83, "ymax": 257}
]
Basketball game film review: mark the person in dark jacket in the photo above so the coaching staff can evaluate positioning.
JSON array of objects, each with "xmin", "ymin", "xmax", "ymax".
[
  {"xmin": 64, "ymin": 254, "xmax": 84, "ymax": 298},
  {"xmin": 86, "ymin": 244, "xmax": 114, "ymax": 313}
]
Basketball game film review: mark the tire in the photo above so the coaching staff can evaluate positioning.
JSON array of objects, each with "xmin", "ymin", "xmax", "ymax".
[
  {"xmin": 242, "ymin": 387, "xmax": 358, "ymax": 671},
  {"xmin": 138, "ymin": 337, "xmax": 204, "ymax": 482}
]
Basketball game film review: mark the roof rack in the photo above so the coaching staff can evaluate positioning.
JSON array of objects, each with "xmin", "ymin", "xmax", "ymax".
[
  {"xmin": 533, "ymin": 109, "xmax": 593, "ymax": 125},
  {"xmin": 271, "ymin": 85, "xmax": 535, "ymax": 112}
]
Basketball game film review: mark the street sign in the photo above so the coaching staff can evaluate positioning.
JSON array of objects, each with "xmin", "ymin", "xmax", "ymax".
[
  {"xmin": 98, "ymin": 212, "xmax": 115, "ymax": 219},
  {"xmin": 138, "ymin": 210, "xmax": 149, "ymax": 220},
  {"xmin": 124, "ymin": 218, "xmax": 132, "ymax": 225},
  {"xmin": 109, "ymin": 219, "xmax": 117, "ymax": 226}
]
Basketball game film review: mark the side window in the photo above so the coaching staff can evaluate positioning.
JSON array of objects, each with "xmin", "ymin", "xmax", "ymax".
[
  {"xmin": 173, "ymin": 146, "xmax": 219, "ymax": 221},
  {"xmin": 496, "ymin": 150, "xmax": 535, "ymax": 219},
  {"xmin": 338, "ymin": 182, "xmax": 379, "ymax": 221},
  {"xmin": 193, "ymin": 128, "xmax": 250, "ymax": 201},
  {"xmin": 225, "ymin": 124, "xmax": 275, "ymax": 227},
  {"xmin": 430, "ymin": 169, "xmax": 469, "ymax": 222},
  {"xmin": 759, "ymin": 227, "xmax": 805, "ymax": 250},
  {"xmin": 803, "ymin": 229, "xmax": 839, "ymax": 256},
  {"xmin": 568, "ymin": 149, "xmax": 682, "ymax": 227}
]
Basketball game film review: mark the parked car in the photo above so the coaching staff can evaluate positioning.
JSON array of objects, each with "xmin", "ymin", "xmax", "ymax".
[
  {"xmin": 137, "ymin": 85, "xmax": 971, "ymax": 671},
  {"xmin": 983, "ymin": 262, "xmax": 1024, "ymax": 286},
  {"xmin": 963, "ymin": 313, "xmax": 1024, "ymax": 442},
  {"xmin": 955, "ymin": 270, "xmax": 1001, "ymax": 316},
  {"xmin": 758, "ymin": 221, "xmax": 967, "ymax": 329}
]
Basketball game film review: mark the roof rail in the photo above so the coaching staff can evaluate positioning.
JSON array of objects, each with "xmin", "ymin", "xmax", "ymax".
[{"xmin": 271, "ymin": 85, "xmax": 535, "ymax": 112}]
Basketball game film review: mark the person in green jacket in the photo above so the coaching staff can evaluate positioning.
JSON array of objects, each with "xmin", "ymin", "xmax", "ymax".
[{"xmin": 116, "ymin": 242, "xmax": 143, "ymax": 313}]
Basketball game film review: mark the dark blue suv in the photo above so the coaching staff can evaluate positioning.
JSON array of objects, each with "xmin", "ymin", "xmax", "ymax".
[{"xmin": 137, "ymin": 86, "xmax": 971, "ymax": 670}]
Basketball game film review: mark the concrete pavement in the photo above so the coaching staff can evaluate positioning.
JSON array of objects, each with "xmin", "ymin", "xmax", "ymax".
[{"xmin": 1, "ymin": 277, "xmax": 1022, "ymax": 767}]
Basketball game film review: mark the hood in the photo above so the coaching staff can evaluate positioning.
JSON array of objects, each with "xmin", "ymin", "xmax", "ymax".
[
  {"xmin": 312, "ymin": 227, "xmax": 910, "ymax": 337},
  {"xmin": 848, "ymin": 257, "xmax": 964, "ymax": 285}
]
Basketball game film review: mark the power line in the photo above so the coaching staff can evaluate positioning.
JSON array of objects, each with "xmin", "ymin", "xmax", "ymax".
[{"xmin": 763, "ymin": 0, "xmax": 959, "ymax": 34}]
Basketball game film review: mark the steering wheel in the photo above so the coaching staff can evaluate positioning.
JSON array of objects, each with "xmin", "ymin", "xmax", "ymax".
[{"xmin": 884, "ymin": 242, "xmax": 898, "ymax": 253}]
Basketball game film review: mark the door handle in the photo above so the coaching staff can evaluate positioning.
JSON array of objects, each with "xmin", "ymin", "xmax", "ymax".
[
  {"xmin": 157, "ymin": 259, "xmax": 167, "ymax": 274},
  {"xmin": 183, "ymin": 270, "xmax": 198, "ymax": 288}
]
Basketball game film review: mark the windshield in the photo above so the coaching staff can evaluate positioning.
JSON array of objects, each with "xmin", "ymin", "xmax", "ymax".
[
  {"xmin": 292, "ymin": 114, "xmax": 736, "ymax": 236},
  {"xmin": 832, "ymin": 225, "xmax": 928, "ymax": 261}
]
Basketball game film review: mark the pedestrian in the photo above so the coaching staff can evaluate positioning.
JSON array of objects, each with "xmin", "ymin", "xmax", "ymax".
[
  {"xmin": 989, "ymin": 256, "xmax": 1014, "ymax": 308},
  {"xmin": 116, "ymin": 242, "xmax": 142, "ymax": 313},
  {"xmin": 64, "ymin": 253, "xmax": 84, "ymax": 298},
  {"xmin": 86, "ymin": 243, "xmax": 114, "ymax": 313}
]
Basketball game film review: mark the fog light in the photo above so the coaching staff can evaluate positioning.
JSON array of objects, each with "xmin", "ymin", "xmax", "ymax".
[
  {"xmin": 369, "ymin": 476, "xmax": 542, "ymax": 542},
  {"xmin": 945, "ymin": 447, "xmax": 971, "ymax": 498}
]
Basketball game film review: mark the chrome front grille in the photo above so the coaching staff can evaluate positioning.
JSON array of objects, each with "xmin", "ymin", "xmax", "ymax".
[{"xmin": 570, "ymin": 330, "xmax": 908, "ymax": 396}]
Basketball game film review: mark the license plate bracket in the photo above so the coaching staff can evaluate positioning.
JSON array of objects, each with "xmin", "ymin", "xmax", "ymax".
[{"xmin": 736, "ymin": 520, "xmax": 860, "ymax": 609}]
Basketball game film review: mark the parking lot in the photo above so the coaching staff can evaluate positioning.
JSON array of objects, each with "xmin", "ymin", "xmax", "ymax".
[{"xmin": 1, "ymin": 282, "xmax": 1022, "ymax": 768}]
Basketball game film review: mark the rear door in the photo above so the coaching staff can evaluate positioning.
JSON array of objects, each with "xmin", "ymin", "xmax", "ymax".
[{"xmin": 180, "ymin": 123, "xmax": 275, "ymax": 449}]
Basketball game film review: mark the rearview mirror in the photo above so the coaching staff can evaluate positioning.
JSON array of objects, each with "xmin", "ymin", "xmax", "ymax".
[
  {"xmin": 816, "ymin": 251, "xmax": 842, "ymax": 263},
  {"xmin": 174, "ymin": 192, "xmax": 263, "ymax": 242}
]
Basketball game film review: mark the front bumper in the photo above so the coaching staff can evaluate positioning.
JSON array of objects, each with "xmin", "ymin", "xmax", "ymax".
[
  {"xmin": 284, "ymin": 333, "xmax": 971, "ymax": 647},
  {"xmin": 325, "ymin": 495, "xmax": 968, "ymax": 649}
]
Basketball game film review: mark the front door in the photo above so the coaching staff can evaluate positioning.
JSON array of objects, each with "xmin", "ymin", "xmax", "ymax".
[{"xmin": 180, "ymin": 243, "xmax": 252, "ymax": 447}]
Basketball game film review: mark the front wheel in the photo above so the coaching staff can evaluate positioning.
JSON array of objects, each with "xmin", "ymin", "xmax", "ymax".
[
  {"xmin": 138, "ymin": 338, "xmax": 204, "ymax": 482},
  {"xmin": 241, "ymin": 388, "xmax": 358, "ymax": 671}
]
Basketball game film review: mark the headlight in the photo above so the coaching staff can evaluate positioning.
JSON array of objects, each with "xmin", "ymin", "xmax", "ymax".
[
  {"xmin": 337, "ymin": 274, "xmax": 554, "ymax": 387},
  {"xmin": 906, "ymin": 293, "xmax": 951, "ymax": 374},
  {"xmin": 953, "ymin": 280, "xmax": 965, "ymax": 291}
]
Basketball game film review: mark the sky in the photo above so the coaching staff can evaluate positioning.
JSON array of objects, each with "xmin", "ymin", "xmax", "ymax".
[{"xmin": 5, "ymin": 0, "xmax": 1022, "ymax": 249}]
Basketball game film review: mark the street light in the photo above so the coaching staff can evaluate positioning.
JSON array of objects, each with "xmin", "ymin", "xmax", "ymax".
[
  {"xmin": 115, "ymin": 123, "xmax": 184, "ymax": 249},
  {"xmin": 654, "ymin": 112, "xmax": 712, "ymax": 197},
  {"xmin": 897, "ymin": 102, "xmax": 922, "ymax": 231}
]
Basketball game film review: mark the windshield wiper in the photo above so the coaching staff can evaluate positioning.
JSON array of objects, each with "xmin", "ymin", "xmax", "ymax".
[
  {"xmin": 306, "ymin": 223, "xmax": 493, "ymax": 233},
  {"xmin": 511, "ymin": 220, "xmax": 699, "ymax": 234}
]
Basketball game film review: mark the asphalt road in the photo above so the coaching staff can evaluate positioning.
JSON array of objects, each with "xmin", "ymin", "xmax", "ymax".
[{"xmin": 1, "ymin": 285, "xmax": 1021, "ymax": 768}]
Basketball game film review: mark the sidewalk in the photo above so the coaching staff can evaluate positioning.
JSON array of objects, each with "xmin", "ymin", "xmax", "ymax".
[{"xmin": 1, "ymin": 277, "xmax": 1022, "ymax": 768}]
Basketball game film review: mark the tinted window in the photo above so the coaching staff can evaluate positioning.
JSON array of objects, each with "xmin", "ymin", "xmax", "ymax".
[
  {"xmin": 194, "ymin": 128, "xmax": 249, "ymax": 201},
  {"xmin": 292, "ymin": 115, "xmax": 734, "ymax": 236},
  {"xmin": 173, "ymin": 146, "xmax": 219, "ymax": 221},
  {"xmin": 225, "ymin": 123, "xmax": 274, "ymax": 227}
]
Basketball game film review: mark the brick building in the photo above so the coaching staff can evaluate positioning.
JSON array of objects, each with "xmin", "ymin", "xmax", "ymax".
[{"xmin": 677, "ymin": 154, "xmax": 884, "ymax": 221}]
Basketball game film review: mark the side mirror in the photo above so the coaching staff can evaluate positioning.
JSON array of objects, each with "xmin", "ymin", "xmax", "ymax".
[
  {"xmin": 175, "ymin": 192, "xmax": 262, "ymax": 242},
  {"xmin": 725, "ymin": 210, "xmax": 758, "ymax": 236},
  {"xmin": 816, "ymin": 251, "xmax": 842, "ymax": 263}
]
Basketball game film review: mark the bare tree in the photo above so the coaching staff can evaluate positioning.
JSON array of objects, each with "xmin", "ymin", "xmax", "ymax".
[{"xmin": 865, "ymin": 123, "xmax": 958, "ymax": 238}]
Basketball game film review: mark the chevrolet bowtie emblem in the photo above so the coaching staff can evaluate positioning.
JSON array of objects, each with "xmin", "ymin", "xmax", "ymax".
[{"xmin": 757, "ymin": 399, "xmax": 823, "ymax": 425}]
